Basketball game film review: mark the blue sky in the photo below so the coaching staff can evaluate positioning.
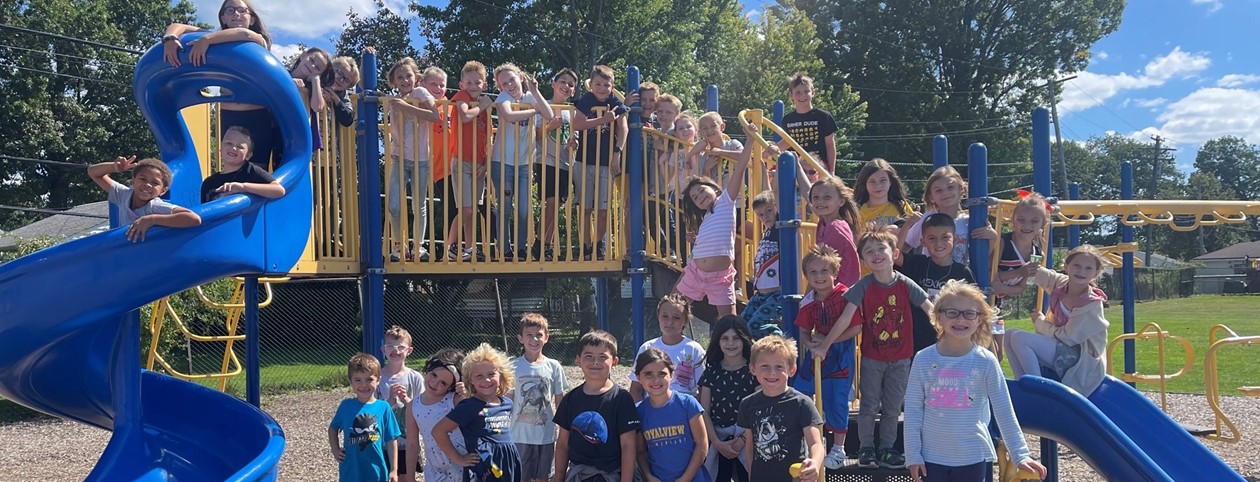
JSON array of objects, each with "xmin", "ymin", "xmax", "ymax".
[{"xmin": 191, "ymin": 0, "xmax": 1260, "ymax": 173}]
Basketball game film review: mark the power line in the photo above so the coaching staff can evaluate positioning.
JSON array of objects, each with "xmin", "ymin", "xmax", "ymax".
[
  {"xmin": 1, "ymin": 154, "xmax": 91, "ymax": 169},
  {"xmin": 8, "ymin": 64, "xmax": 130, "ymax": 87},
  {"xmin": 0, "ymin": 204, "xmax": 108, "ymax": 219},
  {"xmin": 1069, "ymin": 83, "xmax": 1142, "ymax": 132},
  {"xmin": 0, "ymin": 23, "xmax": 143, "ymax": 55},
  {"xmin": 0, "ymin": 42, "xmax": 136, "ymax": 68}
]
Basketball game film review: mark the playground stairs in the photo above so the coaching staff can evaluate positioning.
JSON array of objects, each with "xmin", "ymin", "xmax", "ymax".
[{"xmin": 827, "ymin": 411, "xmax": 912, "ymax": 482}]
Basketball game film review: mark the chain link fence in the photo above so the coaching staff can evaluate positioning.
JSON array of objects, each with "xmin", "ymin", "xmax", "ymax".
[{"xmin": 997, "ymin": 267, "xmax": 1196, "ymax": 320}]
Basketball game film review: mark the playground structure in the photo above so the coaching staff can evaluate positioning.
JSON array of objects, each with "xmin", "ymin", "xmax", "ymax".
[{"xmin": 0, "ymin": 45, "xmax": 1258, "ymax": 480}]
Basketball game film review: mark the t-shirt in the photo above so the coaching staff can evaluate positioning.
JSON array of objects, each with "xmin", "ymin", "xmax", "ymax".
[
  {"xmin": 329, "ymin": 398, "xmax": 402, "ymax": 482},
  {"xmin": 691, "ymin": 191, "xmax": 738, "ymax": 259},
  {"xmin": 375, "ymin": 367, "xmax": 425, "ymax": 449},
  {"xmin": 492, "ymin": 90, "xmax": 537, "ymax": 166},
  {"xmin": 536, "ymin": 108, "xmax": 572, "ymax": 168},
  {"xmin": 200, "ymin": 162, "xmax": 277, "ymax": 203},
  {"xmin": 815, "ymin": 218, "xmax": 860, "ymax": 286},
  {"xmin": 903, "ymin": 344, "xmax": 1032, "ymax": 467},
  {"xmin": 107, "ymin": 181, "xmax": 179, "ymax": 226},
  {"xmin": 781, "ymin": 109, "xmax": 838, "ymax": 169},
  {"xmin": 859, "ymin": 200, "xmax": 915, "ymax": 228},
  {"xmin": 845, "ymin": 272, "xmax": 930, "ymax": 362},
  {"xmin": 629, "ymin": 337, "xmax": 706, "ymax": 396},
  {"xmin": 794, "ymin": 284, "xmax": 857, "ymax": 336},
  {"xmin": 411, "ymin": 392, "xmax": 466, "ymax": 482},
  {"xmin": 574, "ymin": 92, "xmax": 626, "ymax": 166},
  {"xmin": 450, "ymin": 89, "xmax": 491, "ymax": 164},
  {"xmin": 753, "ymin": 227, "xmax": 781, "ymax": 291},
  {"xmin": 697, "ymin": 363, "xmax": 758, "ymax": 427},
  {"xmin": 553, "ymin": 384, "xmax": 640, "ymax": 473},
  {"xmin": 994, "ymin": 232, "xmax": 1042, "ymax": 335},
  {"xmin": 905, "ymin": 211, "xmax": 972, "ymax": 266},
  {"xmin": 699, "ymin": 138, "xmax": 744, "ymax": 185},
  {"xmin": 432, "ymin": 93, "xmax": 453, "ymax": 180},
  {"xmin": 446, "ymin": 396, "xmax": 517, "ymax": 481},
  {"xmin": 637, "ymin": 393, "xmax": 712, "ymax": 482},
  {"xmin": 393, "ymin": 87, "xmax": 435, "ymax": 162},
  {"xmin": 897, "ymin": 254, "xmax": 975, "ymax": 353},
  {"xmin": 736, "ymin": 388, "xmax": 823, "ymax": 482},
  {"xmin": 510, "ymin": 356, "xmax": 567, "ymax": 444}
]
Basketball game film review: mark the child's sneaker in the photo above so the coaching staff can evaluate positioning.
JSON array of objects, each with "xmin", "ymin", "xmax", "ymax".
[
  {"xmin": 461, "ymin": 247, "xmax": 474, "ymax": 261},
  {"xmin": 857, "ymin": 447, "xmax": 879, "ymax": 469},
  {"xmin": 416, "ymin": 247, "xmax": 429, "ymax": 262},
  {"xmin": 824, "ymin": 444, "xmax": 846, "ymax": 469},
  {"xmin": 389, "ymin": 246, "xmax": 401, "ymax": 262},
  {"xmin": 878, "ymin": 448, "xmax": 905, "ymax": 469}
]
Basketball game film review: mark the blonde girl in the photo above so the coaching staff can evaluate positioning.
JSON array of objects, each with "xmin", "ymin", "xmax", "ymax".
[
  {"xmin": 402, "ymin": 349, "xmax": 468, "ymax": 482},
  {"xmin": 809, "ymin": 176, "xmax": 862, "ymax": 286},
  {"xmin": 904, "ymin": 280, "xmax": 1047, "ymax": 482},
  {"xmin": 992, "ymin": 191, "xmax": 1051, "ymax": 359},
  {"xmin": 635, "ymin": 348, "xmax": 712, "ymax": 482},
  {"xmin": 325, "ymin": 54, "xmax": 363, "ymax": 127},
  {"xmin": 433, "ymin": 343, "xmax": 521, "ymax": 481},
  {"xmin": 854, "ymin": 158, "xmax": 916, "ymax": 230},
  {"xmin": 385, "ymin": 57, "xmax": 441, "ymax": 262},
  {"xmin": 1004, "ymin": 245, "xmax": 1110, "ymax": 396},
  {"xmin": 903, "ymin": 166, "xmax": 997, "ymax": 266}
]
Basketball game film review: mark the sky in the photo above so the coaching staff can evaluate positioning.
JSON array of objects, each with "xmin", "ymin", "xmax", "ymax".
[{"xmin": 191, "ymin": 0, "xmax": 1260, "ymax": 173}]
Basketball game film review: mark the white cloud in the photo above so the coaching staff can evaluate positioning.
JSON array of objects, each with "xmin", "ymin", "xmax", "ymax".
[
  {"xmin": 1191, "ymin": 0, "xmax": 1224, "ymax": 13},
  {"xmin": 1216, "ymin": 74, "xmax": 1260, "ymax": 88},
  {"xmin": 1133, "ymin": 87, "xmax": 1260, "ymax": 144},
  {"xmin": 1059, "ymin": 47, "xmax": 1211, "ymax": 114},
  {"xmin": 191, "ymin": 0, "xmax": 412, "ymax": 41},
  {"xmin": 270, "ymin": 43, "xmax": 306, "ymax": 64},
  {"xmin": 1096, "ymin": 51, "xmax": 1110, "ymax": 61},
  {"xmin": 1134, "ymin": 97, "xmax": 1168, "ymax": 109}
]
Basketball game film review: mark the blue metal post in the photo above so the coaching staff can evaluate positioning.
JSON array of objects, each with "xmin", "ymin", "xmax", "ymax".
[
  {"xmin": 706, "ymin": 85, "xmax": 719, "ymax": 113},
  {"xmin": 932, "ymin": 135, "xmax": 948, "ymax": 169},
  {"xmin": 1068, "ymin": 183, "xmax": 1081, "ymax": 247},
  {"xmin": 772, "ymin": 100, "xmax": 785, "ymax": 142},
  {"xmin": 626, "ymin": 66, "xmax": 646, "ymax": 351},
  {"xmin": 1032, "ymin": 106, "xmax": 1058, "ymax": 482},
  {"xmin": 358, "ymin": 50, "xmax": 385, "ymax": 356},
  {"xmin": 967, "ymin": 144, "xmax": 991, "ymax": 289},
  {"xmin": 1122, "ymin": 162, "xmax": 1136, "ymax": 384},
  {"xmin": 245, "ymin": 277, "xmax": 261, "ymax": 407},
  {"xmin": 777, "ymin": 152, "xmax": 802, "ymax": 340},
  {"xmin": 596, "ymin": 279, "xmax": 609, "ymax": 332}
]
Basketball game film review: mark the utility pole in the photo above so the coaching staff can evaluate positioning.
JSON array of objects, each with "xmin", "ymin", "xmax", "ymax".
[
  {"xmin": 1146, "ymin": 135, "xmax": 1175, "ymax": 266},
  {"xmin": 1045, "ymin": 75, "xmax": 1077, "ymax": 197}
]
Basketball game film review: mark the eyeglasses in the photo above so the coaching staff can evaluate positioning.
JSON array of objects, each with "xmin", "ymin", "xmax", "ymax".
[
  {"xmin": 383, "ymin": 344, "xmax": 409, "ymax": 352},
  {"xmin": 223, "ymin": 6, "xmax": 250, "ymax": 15},
  {"xmin": 936, "ymin": 308, "xmax": 980, "ymax": 321}
]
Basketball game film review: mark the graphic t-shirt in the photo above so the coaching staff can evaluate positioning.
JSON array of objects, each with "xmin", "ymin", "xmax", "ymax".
[
  {"xmin": 781, "ymin": 108, "xmax": 838, "ymax": 170},
  {"xmin": 107, "ymin": 181, "xmax": 178, "ymax": 226},
  {"xmin": 446, "ymin": 396, "xmax": 518, "ymax": 481},
  {"xmin": 629, "ymin": 337, "xmax": 706, "ymax": 396},
  {"xmin": 200, "ymin": 162, "xmax": 277, "ymax": 203},
  {"xmin": 553, "ymin": 384, "xmax": 640, "ymax": 473},
  {"xmin": 753, "ymin": 228, "xmax": 781, "ymax": 290},
  {"xmin": 859, "ymin": 200, "xmax": 915, "ymax": 228},
  {"xmin": 574, "ymin": 92, "xmax": 626, "ymax": 166},
  {"xmin": 896, "ymin": 254, "xmax": 975, "ymax": 353},
  {"xmin": 329, "ymin": 398, "xmax": 402, "ymax": 482},
  {"xmin": 794, "ymin": 284, "xmax": 856, "ymax": 336},
  {"xmin": 374, "ymin": 367, "xmax": 425, "ymax": 449},
  {"xmin": 697, "ymin": 363, "xmax": 758, "ymax": 427},
  {"xmin": 510, "ymin": 356, "xmax": 567, "ymax": 444},
  {"xmin": 845, "ymin": 272, "xmax": 930, "ymax": 362},
  {"xmin": 451, "ymin": 89, "xmax": 491, "ymax": 164},
  {"xmin": 637, "ymin": 393, "xmax": 712, "ymax": 482},
  {"xmin": 536, "ymin": 108, "xmax": 572, "ymax": 168},
  {"xmin": 492, "ymin": 90, "xmax": 537, "ymax": 166},
  {"xmin": 736, "ymin": 388, "xmax": 823, "ymax": 482}
]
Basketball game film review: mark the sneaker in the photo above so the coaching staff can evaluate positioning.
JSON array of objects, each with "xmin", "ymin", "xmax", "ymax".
[
  {"xmin": 857, "ymin": 447, "xmax": 879, "ymax": 469},
  {"xmin": 389, "ymin": 247, "xmax": 401, "ymax": 262},
  {"xmin": 824, "ymin": 445, "xmax": 846, "ymax": 470},
  {"xmin": 878, "ymin": 448, "xmax": 905, "ymax": 469},
  {"xmin": 446, "ymin": 245, "xmax": 462, "ymax": 261},
  {"xmin": 582, "ymin": 244, "xmax": 594, "ymax": 261},
  {"xmin": 543, "ymin": 244, "xmax": 555, "ymax": 261},
  {"xmin": 461, "ymin": 248, "xmax": 473, "ymax": 261},
  {"xmin": 416, "ymin": 247, "xmax": 430, "ymax": 262},
  {"xmin": 595, "ymin": 241, "xmax": 607, "ymax": 260},
  {"xmin": 530, "ymin": 242, "xmax": 543, "ymax": 261}
]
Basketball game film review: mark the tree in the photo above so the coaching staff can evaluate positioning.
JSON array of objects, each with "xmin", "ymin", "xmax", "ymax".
[
  {"xmin": 333, "ymin": 1, "xmax": 423, "ymax": 88},
  {"xmin": 1193, "ymin": 136, "xmax": 1260, "ymax": 201}
]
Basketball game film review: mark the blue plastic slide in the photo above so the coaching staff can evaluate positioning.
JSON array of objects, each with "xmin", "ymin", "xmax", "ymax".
[
  {"xmin": 1008, "ymin": 375, "xmax": 1244, "ymax": 482},
  {"xmin": 0, "ymin": 33, "xmax": 311, "ymax": 480}
]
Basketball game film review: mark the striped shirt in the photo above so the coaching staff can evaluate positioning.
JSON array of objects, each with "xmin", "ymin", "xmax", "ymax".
[
  {"xmin": 691, "ymin": 191, "xmax": 737, "ymax": 259},
  {"xmin": 903, "ymin": 344, "xmax": 1032, "ymax": 468}
]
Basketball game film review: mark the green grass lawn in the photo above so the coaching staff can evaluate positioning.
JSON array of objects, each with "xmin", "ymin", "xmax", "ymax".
[{"xmin": 1002, "ymin": 295, "xmax": 1260, "ymax": 395}]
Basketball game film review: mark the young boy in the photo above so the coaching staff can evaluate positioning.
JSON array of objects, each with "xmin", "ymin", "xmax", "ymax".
[
  {"xmin": 447, "ymin": 60, "xmax": 495, "ymax": 261},
  {"xmin": 628, "ymin": 293, "xmax": 706, "ymax": 402},
  {"xmin": 743, "ymin": 190, "xmax": 783, "ymax": 339},
  {"xmin": 88, "ymin": 155, "xmax": 201, "ymax": 242},
  {"xmin": 822, "ymin": 228, "xmax": 933, "ymax": 470},
  {"xmin": 329, "ymin": 352, "xmax": 401, "ymax": 482},
  {"xmin": 532, "ymin": 68, "xmax": 578, "ymax": 261},
  {"xmin": 634, "ymin": 81, "xmax": 660, "ymax": 127},
  {"xmin": 738, "ymin": 335, "xmax": 824, "ymax": 482},
  {"xmin": 510, "ymin": 313, "xmax": 568, "ymax": 482},
  {"xmin": 201, "ymin": 126, "xmax": 286, "ymax": 203},
  {"xmin": 553, "ymin": 330, "xmax": 640, "ymax": 482},
  {"xmin": 491, "ymin": 63, "xmax": 554, "ymax": 260},
  {"xmin": 375, "ymin": 325, "xmax": 425, "ymax": 478},
  {"xmin": 572, "ymin": 65, "xmax": 628, "ymax": 261},
  {"xmin": 895, "ymin": 212, "xmax": 976, "ymax": 354},
  {"xmin": 793, "ymin": 244, "xmax": 861, "ymax": 469},
  {"xmin": 777, "ymin": 73, "xmax": 838, "ymax": 177}
]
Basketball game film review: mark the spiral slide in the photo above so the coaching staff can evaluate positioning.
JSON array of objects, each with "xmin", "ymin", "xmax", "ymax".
[
  {"xmin": 0, "ymin": 34, "xmax": 311, "ymax": 480},
  {"xmin": 1008, "ymin": 375, "xmax": 1245, "ymax": 482}
]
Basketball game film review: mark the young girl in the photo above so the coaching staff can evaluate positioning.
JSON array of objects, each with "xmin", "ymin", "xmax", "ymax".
[
  {"xmin": 290, "ymin": 48, "xmax": 332, "ymax": 152},
  {"xmin": 992, "ymin": 191, "xmax": 1050, "ymax": 360},
  {"xmin": 809, "ymin": 176, "xmax": 861, "ymax": 286},
  {"xmin": 636, "ymin": 348, "xmax": 712, "ymax": 482},
  {"xmin": 434, "ymin": 343, "xmax": 521, "ymax": 482},
  {"xmin": 903, "ymin": 166, "xmax": 997, "ymax": 266},
  {"xmin": 854, "ymin": 158, "xmax": 916, "ymax": 230},
  {"xmin": 697, "ymin": 315, "xmax": 758, "ymax": 482},
  {"xmin": 1004, "ymin": 245, "xmax": 1110, "ymax": 397},
  {"xmin": 324, "ymin": 53, "xmax": 363, "ymax": 128},
  {"xmin": 385, "ymin": 57, "xmax": 441, "ymax": 262},
  {"xmin": 676, "ymin": 124, "xmax": 756, "ymax": 318},
  {"xmin": 904, "ymin": 280, "xmax": 1047, "ymax": 482},
  {"xmin": 403, "ymin": 349, "xmax": 468, "ymax": 482}
]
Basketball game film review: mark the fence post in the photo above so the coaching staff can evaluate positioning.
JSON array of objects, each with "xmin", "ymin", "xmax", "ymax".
[
  {"xmin": 627, "ymin": 66, "xmax": 646, "ymax": 351},
  {"xmin": 357, "ymin": 50, "xmax": 385, "ymax": 356}
]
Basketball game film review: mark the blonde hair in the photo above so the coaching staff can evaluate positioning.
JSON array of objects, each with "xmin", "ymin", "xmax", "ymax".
[
  {"xmin": 1012, "ymin": 191, "xmax": 1051, "ymax": 230},
  {"xmin": 461, "ymin": 60, "xmax": 487, "ymax": 79},
  {"xmin": 347, "ymin": 352, "xmax": 381, "ymax": 379},
  {"xmin": 463, "ymin": 343, "xmax": 514, "ymax": 396},
  {"xmin": 519, "ymin": 312, "xmax": 549, "ymax": 333},
  {"xmin": 809, "ymin": 176, "xmax": 862, "ymax": 231},
  {"xmin": 802, "ymin": 243, "xmax": 841, "ymax": 273},
  {"xmin": 493, "ymin": 62, "xmax": 523, "ymax": 81},
  {"xmin": 639, "ymin": 81, "xmax": 659, "ymax": 95},
  {"xmin": 698, "ymin": 111, "xmax": 723, "ymax": 127},
  {"xmin": 930, "ymin": 279, "xmax": 995, "ymax": 350},
  {"xmin": 658, "ymin": 94, "xmax": 682, "ymax": 109},
  {"xmin": 384, "ymin": 325, "xmax": 412, "ymax": 345},
  {"xmin": 923, "ymin": 165, "xmax": 967, "ymax": 209},
  {"xmin": 750, "ymin": 335, "xmax": 798, "ymax": 368},
  {"xmin": 591, "ymin": 64, "xmax": 614, "ymax": 81},
  {"xmin": 331, "ymin": 56, "xmax": 361, "ymax": 88},
  {"xmin": 387, "ymin": 57, "xmax": 419, "ymax": 89}
]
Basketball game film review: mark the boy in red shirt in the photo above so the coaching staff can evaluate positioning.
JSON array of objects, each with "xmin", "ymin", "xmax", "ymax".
[{"xmin": 446, "ymin": 60, "xmax": 494, "ymax": 260}]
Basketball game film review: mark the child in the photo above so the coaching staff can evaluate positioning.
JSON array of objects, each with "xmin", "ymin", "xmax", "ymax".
[
  {"xmin": 532, "ymin": 68, "xmax": 578, "ymax": 261},
  {"xmin": 433, "ymin": 343, "xmax": 521, "ymax": 482},
  {"xmin": 491, "ymin": 64, "xmax": 554, "ymax": 260},
  {"xmin": 201, "ymin": 126, "xmax": 285, "ymax": 203},
  {"xmin": 895, "ymin": 212, "xmax": 976, "ymax": 354},
  {"xmin": 630, "ymin": 294, "xmax": 707, "ymax": 402},
  {"xmin": 677, "ymin": 123, "xmax": 757, "ymax": 319},
  {"xmin": 854, "ymin": 158, "xmax": 915, "ymax": 230},
  {"xmin": 903, "ymin": 166, "xmax": 998, "ymax": 266},
  {"xmin": 386, "ymin": 57, "xmax": 441, "ymax": 262},
  {"xmin": 651, "ymin": 95, "xmax": 684, "ymax": 161},
  {"xmin": 329, "ymin": 352, "xmax": 401, "ymax": 482},
  {"xmin": 377, "ymin": 325, "xmax": 425, "ymax": 478},
  {"xmin": 697, "ymin": 316, "xmax": 758, "ymax": 482},
  {"xmin": 737, "ymin": 335, "xmax": 824, "ymax": 482},
  {"xmin": 904, "ymin": 280, "xmax": 1047, "ymax": 482},
  {"xmin": 447, "ymin": 60, "xmax": 495, "ymax": 261},
  {"xmin": 635, "ymin": 348, "xmax": 712, "ymax": 482},
  {"xmin": 553, "ymin": 330, "xmax": 640, "ymax": 482},
  {"xmin": 778, "ymin": 73, "xmax": 838, "ymax": 176},
  {"xmin": 809, "ymin": 176, "xmax": 861, "ymax": 286},
  {"xmin": 572, "ymin": 65, "xmax": 629, "ymax": 261},
  {"xmin": 823, "ymin": 228, "xmax": 933, "ymax": 470},
  {"xmin": 324, "ymin": 53, "xmax": 362, "ymax": 127},
  {"xmin": 635, "ymin": 82, "xmax": 660, "ymax": 127},
  {"xmin": 661, "ymin": 113, "xmax": 697, "ymax": 198},
  {"xmin": 688, "ymin": 112, "xmax": 744, "ymax": 185},
  {"xmin": 510, "ymin": 313, "xmax": 567, "ymax": 482},
  {"xmin": 418, "ymin": 66, "xmax": 459, "ymax": 258},
  {"xmin": 88, "ymin": 155, "xmax": 202, "ymax": 243},
  {"xmin": 402, "ymin": 349, "xmax": 468, "ymax": 482},
  {"xmin": 1004, "ymin": 245, "xmax": 1110, "ymax": 396},
  {"xmin": 793, "ymin": 244, "xmax": 861, "ymax": 469},
  {"xmin": 992, "ymin": 191, "xmax": 1050, "ymax": 361}
]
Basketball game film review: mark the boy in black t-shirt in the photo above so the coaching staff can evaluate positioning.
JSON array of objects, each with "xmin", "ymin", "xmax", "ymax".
[
  {"xmin": 895, "ymin": 212, "xmax": 975, "ymax": 354},
  {"xmin": 572, "ymin": 65, "xmax": 628, "ymax": 260},
  {"xmin": 553, "ymin": 330, "xmax": 639, "ymax": 482},
  {"xmin": 201, "ymin": 126, "xmax": 286, "ymax": 203},
  {"xmin": 777, "ymin": 73, "xmax": 838, "ymax": 177},
  {"xmin": 738, "ymin": 335, "xmax": 824, "ymax": 482}
]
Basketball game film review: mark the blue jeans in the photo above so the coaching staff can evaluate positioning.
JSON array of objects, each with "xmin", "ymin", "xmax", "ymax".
[
  {"xmin": 387, "ymin": 157, "xmax": 430, "ymax": 247},
  {"xmin": 491, "ymin": 162, "xmax": 531, "ymax": 252}
]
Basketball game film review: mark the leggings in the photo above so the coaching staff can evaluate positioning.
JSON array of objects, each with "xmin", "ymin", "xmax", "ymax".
[{"xmin": 923, "ymin": 461, "xmax": 988, "ymax": 482}]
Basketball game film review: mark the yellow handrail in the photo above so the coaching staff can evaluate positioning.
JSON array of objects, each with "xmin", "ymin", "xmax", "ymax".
[
  {"xmin": 1105, "ymin": 322, "xmax": 1195, "ymax": 412},
  {"xmin": 144, "ymin": 295, "xmax": 244, "ymax": 386},
  {"xmin": 194, "ymin": 276, "xmax": 283, "ymax": 309},
  {"xmin": 1203, "ymin": 324, "xmax": 1260, "ymax": 443}
]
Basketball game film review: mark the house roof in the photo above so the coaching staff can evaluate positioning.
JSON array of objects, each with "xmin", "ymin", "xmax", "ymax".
[
  {"xmin": 1193, "ymin": 241, "xmax": 1260, "ymax": 261},
  {"xmin": 1, "ymin": 201, "xmax": 111, "ymax": 246},
  {"xmin": 1131, "ymin": 251, "xmax": 1188, "ymax": 268}
]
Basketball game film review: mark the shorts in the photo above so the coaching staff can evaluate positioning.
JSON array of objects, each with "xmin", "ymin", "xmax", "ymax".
[
  {"xmin": 452, "ymin": 159, "xmax": 484, "ymax": 208},
  {"xmin": 793, "ymin": 338, "xmax": 855, "ymax": 433},
  {"xmin": 675, "ymin": 262, "xmax": 736, "ymax": 306},
  {"xmin": 533, "ymin": 163, "xmax": 571, "ymax": 202},
  {"xmin": 741, "ymin": 291, "xmax": 783, "ymax": 338},
  {"xmin": 395, "ymin": 445, "xmax": 421, "ymax": 476},
  {"xmin": 516, "ymin": 442, "xmax": 555, "ymax": 480},
  {"xmin": 577, "ymin": 163, "xmax": 611, "ymax": 210}
]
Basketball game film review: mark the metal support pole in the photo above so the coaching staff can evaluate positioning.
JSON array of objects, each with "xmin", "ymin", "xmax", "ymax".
[
  {"xmin": 1032, "ymin": 106, "xmax": 1058, "ymax": 482},
  {"xmin": 1122, "ymin": 162, "xmax": 1136, "ymax": 385},
  {"xmin": 596, "ymin": 279, "xmax": 609, "ymax": 332},
  {"xmin": 357, "ymin": 50, "xmax": 385, "ymax": 356},
  {"xmin": 772, "ymin": 100, "xmax": 785, "ymax": 142},
  {"xmin": 777, "ymin": 152, "xmax": 802, "ymax": 340},
  {"xmin": 933, "ymin": 135, "xmax": 948, "ymax": 169},
  {"xmin": 627, "ymin": 66, "xmax": 646, "ymax": 351},
  {"xmin": 245, "ymin": 276, "xmax": 261, "ymax": 407},
  {"xmin": 1068, "ymin": 183, "xmax": 1081, "ymax": 248},
  {"xmin": 706, "ymin": 85, "xmax": 719, "ymax": 113},
  {"xmin": 967, "ymin": 144, "xmax": 991, "ymax": 288}
]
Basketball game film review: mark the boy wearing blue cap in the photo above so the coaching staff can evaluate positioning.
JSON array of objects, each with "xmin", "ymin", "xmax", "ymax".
[{"xmin": 553, "ymin": 330, "xmax": 640, "ymax": 482}]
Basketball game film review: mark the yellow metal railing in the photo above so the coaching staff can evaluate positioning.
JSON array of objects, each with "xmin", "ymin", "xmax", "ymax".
[
  {"xmin": 1104, "ymin": 322, "xmax": 1195, "ymax": 412},
  {"xmin": 1204, "ymin": 324, "xmax": 1260, "ymax": 443}
]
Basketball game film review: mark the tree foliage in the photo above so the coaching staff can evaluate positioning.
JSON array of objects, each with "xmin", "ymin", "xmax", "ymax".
[
  {"xmin": 1193, "ymin": 136, "xmax": 1260, "ymax": 201},
  {"xmin": 332, "ymin": 0, "xmax": 422, "ymax": 89}
]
